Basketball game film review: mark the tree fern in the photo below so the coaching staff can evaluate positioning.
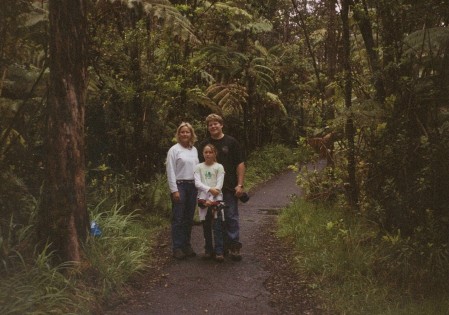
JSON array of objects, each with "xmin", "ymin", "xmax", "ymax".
[
  {"xmin": 241, "ymin": 20, "xmax": 273, "ymax": 33},
  {"xmin": 110, "ymin": 0, "xmax": 198, "ymax": 43},
  {"xmin": 250, "ymin": 58, "xmax": 275, "ymax": 91},
  {"xmin": 206, "ymin": 83, "xmax": 248, "ymax": 114},
  {"xmin": 403, "ymin": 27, "xmax": 449, "ymax": 57},
  {"xmin": 186, "ymin": 87, "xmax": 221, "ymax": 112}
]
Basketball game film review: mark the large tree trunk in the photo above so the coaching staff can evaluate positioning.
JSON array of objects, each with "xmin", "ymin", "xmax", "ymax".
[
  {"xmin": 39, "ymin": 0, "xmax": 89, "ymax": 263},
  {"xmin": 341, "ymin": 0, "xmax": 359, "ymax": 208}
]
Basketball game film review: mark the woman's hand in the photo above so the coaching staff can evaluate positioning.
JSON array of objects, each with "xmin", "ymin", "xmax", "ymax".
[{"xmin": 172, "ymin": 191, "xmax": 181, "ymax": 202}]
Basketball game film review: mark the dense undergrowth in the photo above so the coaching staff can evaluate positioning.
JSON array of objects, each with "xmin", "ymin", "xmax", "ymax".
[
  {"xmin": 0, "ymin": 143, "xmax": 297, "ymax": 314},
  {"xmin": 278, "ymin": 157, "xmax": 449, "ymax": 314}
]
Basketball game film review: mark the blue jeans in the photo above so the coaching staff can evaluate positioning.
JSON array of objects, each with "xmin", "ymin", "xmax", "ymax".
[
  {"xmin": 171, "ymin": 182, "xmax": 197, "ymax": 251},
  {"xmin": 202, "ymin": 207, "xmax": 224, "ymax": 255},
  {"xmin": 222, "ymin": 190, "xmax": 242, "ymax": 250}
]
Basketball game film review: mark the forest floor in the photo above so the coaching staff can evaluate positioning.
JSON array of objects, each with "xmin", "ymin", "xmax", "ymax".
[{"xmin": 102, "ymin": 167, "xmax": 329, "ymax": 314}]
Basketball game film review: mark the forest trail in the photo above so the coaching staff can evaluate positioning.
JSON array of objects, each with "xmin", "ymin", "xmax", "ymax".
[{"xmin": 105, "ymin": 162, "xmax": 326, "ymax": 315}]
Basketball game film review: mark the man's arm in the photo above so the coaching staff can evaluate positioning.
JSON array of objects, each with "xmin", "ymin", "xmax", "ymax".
[{"xmin": 235, "ymin": 162, "xmax": 245, "ymax": 196}]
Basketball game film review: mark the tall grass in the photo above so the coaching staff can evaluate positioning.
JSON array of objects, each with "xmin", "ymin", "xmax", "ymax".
[
  {"xmin": 0, "ymin": 246, "xmax": 91, "ymax": 315},
  {"xmin": 1, "ymin": 184, "xmax": 166, "ymax": 313},
  {"xmin": 84, "ymin": 201, "xmax": 160, "ymax": 296},
  {"xmin": 278, "ymin": 199, "xmax": 449, "ymax": 315}
]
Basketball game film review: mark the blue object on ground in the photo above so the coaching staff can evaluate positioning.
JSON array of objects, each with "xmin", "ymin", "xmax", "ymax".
[{"xmin": 90, "ymin": 221, "xmax": 102, "ymax": 237}]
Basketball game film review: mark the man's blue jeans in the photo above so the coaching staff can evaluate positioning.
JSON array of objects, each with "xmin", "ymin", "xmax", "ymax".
[
  {"xmin": 222, "ymin": 190, "xmax": 242, "ymax": 250},
  {"xmin": 171, "ymin": 182, "xmax": 197, "ymax": 251}
]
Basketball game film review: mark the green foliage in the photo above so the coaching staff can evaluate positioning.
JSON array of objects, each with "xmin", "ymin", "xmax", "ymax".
[
  {"xmin": 244, "ymin": 144, "xmax": 298, "ymax": 190},
  {"xmin": 1, "ymin": 0, "xmax": 448, "ymax": 312},
  {"xmin": 87, "ymin": 167, "xmax": 171, "ymax": 218},
  {"xmin": 291, "ymin": 136, "xmax": 344, "ymax": 202},
  {"xmin": 295, "ymin": 164, "xmax": 344, "ymax": 203},
  {"xmin": 265, "ymin": 92, "xmax": 286, "ymax": 115},
  {"xmin": 87, "ymin": 168, "xmax": 135, "ymax": 208},
  {"xmin": 361, "ymin": 105, "xmax": 449, "ymax": 236},
  {"xmin": 403, "ymin": 27, "xmax": 449, "ymax": 58},
  {"xmin": 206, "ymin": 82, "xmax": 248, "ymax": 114},
  {"xmin": 84, "ymin": 202, "xmax": 156, "ymax": 296},
  {"xmin": 196, "ymin": 1, "xmax": 258, "ymax": 35},
  {"xmin": 278, "ymin": 199, "xmax": 449, "ymax": 314},
  {"xmin": 132, "ymin": 173, "xmax": 172, "ymax": 217},
  {"xmin": 140, "ymin": 0, "xmax": 198, "ymax": 43},
  {"xmin": 186, "ymin": 87, "xmax": 221, "ymax": 112},
  {"xmin": 1, "ymin": 176, "xmax": 168, "ymax": 313},
  {"xmin": 109, "ymin": 0, "xmax": 196, "ymax": 43},
  {"xmin": 0, "ymin": 172, "xmax": 37, "ymax": 268},
  {"xmin": 0, "ymin": 245, "xmax": 91, "ymax": 315}
]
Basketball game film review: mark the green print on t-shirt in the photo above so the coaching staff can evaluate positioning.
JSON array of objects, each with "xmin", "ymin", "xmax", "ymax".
[{"xmin": 205, "ymin": 171, "xmax": 212, "ymax": 179}]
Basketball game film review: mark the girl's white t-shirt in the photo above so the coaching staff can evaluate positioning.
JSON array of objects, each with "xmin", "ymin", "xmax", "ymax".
[{"xmin": 194, "ymin": 162, "xmax": 225, "ymax": 220}]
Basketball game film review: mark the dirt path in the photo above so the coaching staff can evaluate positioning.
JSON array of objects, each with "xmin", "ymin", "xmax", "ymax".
[{"xmin": 105, "ymin": 165, "xmax": 325, "ymax": 315}]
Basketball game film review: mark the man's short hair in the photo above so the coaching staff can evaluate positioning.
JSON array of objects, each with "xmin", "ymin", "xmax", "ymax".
[{"xmin": 205, "ymin": 114, "xmax": 223, "ymax": 125}]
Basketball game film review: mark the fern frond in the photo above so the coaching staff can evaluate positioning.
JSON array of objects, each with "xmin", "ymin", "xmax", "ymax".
[
  {"xmin": 110, "ymin": 0, "xmax": 199, "ymax": 43},
  {"xmin": 254, "ymin": 40, "xmax": 269, "ymax": 57},
  {"xmin": 199, "ymin": 70, "xmax": 216, "ymax": 85},
  {"xmin": 265, "ymin": 92, "xmax": 287, "ymax": 115},
  {"xmin": 144, "ymin": 3, "xmax": 199, "ymax": 43},
  {"xmin": 404, "ymin": 27, "xmax": 449, "ymax": 57},
  {"xmin": 206, "ymin": 83, "xmax": 247, "ymax": 114},
  {"xmin": 186, "ymin": 87, "xmax": 221, "ymax": 112},
  {"xmin": 213, "ymin": 2, "xmax": 252, "ymax": 19},
  {"xmin": 242, "ymin": 20, "xmax": 273, "ymax": 34}
]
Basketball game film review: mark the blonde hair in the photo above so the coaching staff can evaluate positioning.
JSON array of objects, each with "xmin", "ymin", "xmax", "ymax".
[
  {"xmin": 205, "ymin": 114, "xmax": 223, "ymax": 126},
  {"xmin": 203, "ymin": 143, "xmax": 218, "ymax": 162},
  {"xmin": 175, "ymin": 122, "xmax": 197, "ymax": 146}
]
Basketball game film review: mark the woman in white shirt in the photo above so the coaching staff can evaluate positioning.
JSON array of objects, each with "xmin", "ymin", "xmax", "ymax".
[{"xmin": 166, "ymin": 122, "xmax": 199, "ymax": 260}]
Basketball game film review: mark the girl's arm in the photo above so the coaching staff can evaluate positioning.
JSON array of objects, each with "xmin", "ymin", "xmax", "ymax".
[
  {"xmin": 209, "ymin": 167, "xmax": 225, "ymax": 197},
  {"xmin": 216, "ymin": 165, "xmax": 225, "ymax": 190},
  {"xmin": 194, "ymin": 170, "xmax": 211, "ymax": 193}
]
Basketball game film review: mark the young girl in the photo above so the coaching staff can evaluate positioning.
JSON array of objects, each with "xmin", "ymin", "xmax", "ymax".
[{"xmin": 194, "ymin": 144, "xmax": 226, "ymax": 262}]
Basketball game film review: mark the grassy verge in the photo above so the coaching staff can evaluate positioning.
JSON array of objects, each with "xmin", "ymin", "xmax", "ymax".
[
  {"xmin": 0, "ymin": 248, "xmax": 92, "ymax": 314},
  {"xmin": 278, "ymin": 199, "xmax": 449, "ymax": 315},
  {"xmin": 0, "ymin": 202, "xmax": 164, "ymax": 314}
]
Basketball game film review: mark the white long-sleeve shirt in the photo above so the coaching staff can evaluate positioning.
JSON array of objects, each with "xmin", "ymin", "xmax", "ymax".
[
  {"xmin": 194, "ymin": 162, "xmax": 225, "ymax": 220},
  {"xmin": 166, "ymin": 143, "xmax": 199, "ymax": 193}
]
